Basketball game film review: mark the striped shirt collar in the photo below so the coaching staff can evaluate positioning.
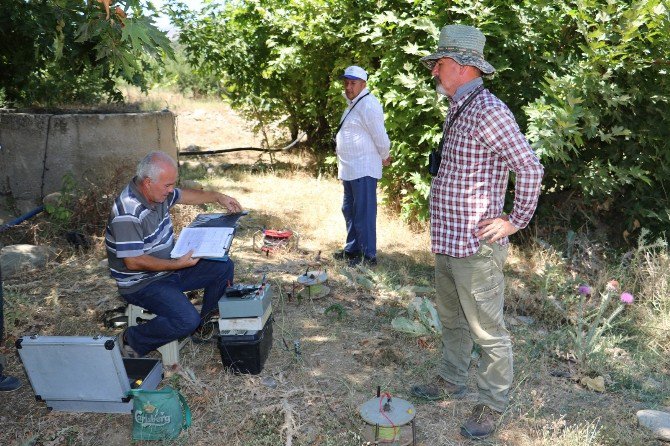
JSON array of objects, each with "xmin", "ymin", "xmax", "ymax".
[{"xmin": 451, "ymin": 77, "xmax": 484, "ymax": 103}]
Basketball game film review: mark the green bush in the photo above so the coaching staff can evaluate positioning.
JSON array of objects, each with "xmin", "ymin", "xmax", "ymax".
[{"xmin": 169, "ymin": 0, "xmax": 670, "ymax": 237}]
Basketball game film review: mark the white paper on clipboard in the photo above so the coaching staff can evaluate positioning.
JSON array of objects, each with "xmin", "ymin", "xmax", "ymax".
[{"xmin": 170, "ymin": 227, "xmax": 235, "ymax": 258}]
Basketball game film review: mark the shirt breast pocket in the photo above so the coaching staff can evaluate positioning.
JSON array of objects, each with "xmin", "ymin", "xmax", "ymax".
[{"xmin": 446, "ymin": 127, "xmax": 485, "ymax": 168}]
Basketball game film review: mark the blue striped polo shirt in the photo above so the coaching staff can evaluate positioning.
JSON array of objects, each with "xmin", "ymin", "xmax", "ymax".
[{"xmin": 105, "ymin": 178, "xmax": 182, "ymax": 294}]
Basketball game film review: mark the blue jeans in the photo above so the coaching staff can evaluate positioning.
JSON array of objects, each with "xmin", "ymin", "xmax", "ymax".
[
  {"xmin": 122, "ymin": 259, "xmax": 234, "ymax": 356},
  {"xmin": 342, "ymin": 176, "xmax": 378, "ymax": 258}
]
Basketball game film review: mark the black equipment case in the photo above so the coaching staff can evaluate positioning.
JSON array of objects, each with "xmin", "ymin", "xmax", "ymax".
[{"xmin": 217, "ymin": 318, "xmax": 273, "ymax": 375}]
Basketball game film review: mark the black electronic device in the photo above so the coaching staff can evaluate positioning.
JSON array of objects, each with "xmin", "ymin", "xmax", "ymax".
[{"xmin": 224, "ymin": 284, "xmax": 261, "ymax": 299}]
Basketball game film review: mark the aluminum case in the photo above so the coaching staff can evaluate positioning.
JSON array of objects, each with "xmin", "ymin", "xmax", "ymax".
[{"xmin": 16, "ymin": 335, "xmax": 162, "ymax": 413}]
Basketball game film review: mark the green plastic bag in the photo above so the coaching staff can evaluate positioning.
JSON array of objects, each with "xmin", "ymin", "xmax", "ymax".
[{"xmin": 129, "ymin": 386, "xmax": 192, "ymax": 440}]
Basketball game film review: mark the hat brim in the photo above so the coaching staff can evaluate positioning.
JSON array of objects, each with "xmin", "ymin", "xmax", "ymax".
[
  {"xmin": 420, "ymin": 51, "xmax": 495, "ymax": 75},
  {"xmin": 339, "ymin": 75, "xmax": 366, "ymax": 81}
]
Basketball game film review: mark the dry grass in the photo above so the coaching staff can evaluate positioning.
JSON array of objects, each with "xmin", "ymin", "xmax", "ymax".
[{"xmin": 0, "ymin": 93, "xmax": 667, "ymax": 446}]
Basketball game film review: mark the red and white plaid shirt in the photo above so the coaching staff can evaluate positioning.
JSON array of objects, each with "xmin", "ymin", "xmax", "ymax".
[{"xmin": 430, "ymin": 85, "xmax": 544, "ymax": 257}]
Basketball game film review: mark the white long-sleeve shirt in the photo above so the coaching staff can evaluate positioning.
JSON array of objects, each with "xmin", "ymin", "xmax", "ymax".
[{"xmin": 336, "ymin": 88, "xmax": 391, "ymax": 181}]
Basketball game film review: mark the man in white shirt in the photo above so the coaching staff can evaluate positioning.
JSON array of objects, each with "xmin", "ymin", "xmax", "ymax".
[{"xmin": 333, "ymin": 65, "xmax": 391, "ymax": 266}]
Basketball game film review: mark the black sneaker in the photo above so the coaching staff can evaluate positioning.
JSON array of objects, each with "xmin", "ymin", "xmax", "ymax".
[
  {"xmin": 0, "ymin": 374, "xmax": 22, "ymax": 392},
  {"xmin": 349, "ymin": 255, "xmax": 377, "ymax": 267},
  {"xmin": 332, "ymin": 250, "xmax": 361, "ymax": 260}
]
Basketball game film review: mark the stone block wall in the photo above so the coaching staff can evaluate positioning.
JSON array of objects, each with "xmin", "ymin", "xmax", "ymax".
[{"xmin": 0, "ymin": 111, "xmax": 177, "ymax": 213}]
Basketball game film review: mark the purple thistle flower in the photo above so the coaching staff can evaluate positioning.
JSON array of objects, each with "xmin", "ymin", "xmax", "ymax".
[
  {"xmin": 578, "ymin": 284, "xmax": 592, "ymax": 296},
  {"xmin": 620, "ymin": 292, "xmax": 634, "ymax": 304}
]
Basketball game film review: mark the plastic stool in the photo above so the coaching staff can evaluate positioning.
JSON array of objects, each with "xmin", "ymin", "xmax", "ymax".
[{"xmin": 125, "ymin": 304, "xmax": 188, "ymax": 366}]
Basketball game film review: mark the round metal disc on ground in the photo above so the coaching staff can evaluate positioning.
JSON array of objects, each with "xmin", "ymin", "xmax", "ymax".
[
  {"xmin": 297, "ymin": 284, "xmax": 330, "ymax": 300},
  {"xmin": 359, "ymin": 396, "xmax": 416, "ymax": 426},
  {"xmin": 361, "ymin": 424, "xmax": 414, "ymax": 446},
  {"xmin": 296, "ymin": 270, "xmax": 327, "ymax": 286}
]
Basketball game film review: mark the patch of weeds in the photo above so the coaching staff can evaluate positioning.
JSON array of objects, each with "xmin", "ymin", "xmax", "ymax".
[
  {"xmin": 165, "ymin": 371, "xmax": 183, "ymax": 391},
  {"xmin": 406, "ymin": 263, "xmax": 433, "ymax": 285},
  {"xmin": 513, "ymin": 325, "xmax": 558, "ymax": 363},
  {"xmin": 2, "ymin": 289, "xmax": 37, "ymax": 339},
  {"xmin": 243, "ymin": 161, "xmax": 273, "ymax": 175},
  {"xmin": 313, "ymin": 432, "xmax": 361, "ymax": 446},
  {"xmin": 374, "ymin": 303, "xmax": 405, "ymax": 323},
  {"xmin": 390, "ymin": 296, "xmax": 441, "ymax": 337},
  {"xmin": 44, "ymin": 426, "xmax": 83, "ymax": 446},
  {"xmin": 324, "ymin": 303, "xmax": 346, "ymax": 321},
  {"xmin": 44, "ymin": 173, "xmax": 77, "ymax": 231},
  {"xmin": 41, "ymin": 168, "xmax": 126, "ymax": 243},
  {"xmin": 597, "ymin": 419, "xmax": 658, "ymax": 446},
  {"xmin": 605, "ymin": 350, "xmax": 670, "ymax": 404},
  {"xmin": 535, "ymin": 416, "xmax": 601, "ymax": 446},
  {"xmin": 179, "ymin": 161, "xmax": 209, "ymax": 181},
  {"xmin": 401, "ymin": 347, "xmax": 442, "ymax": 385},
  {"xmin": 298, "ymin": 406, "xmax": 361, "ymax": 446},
  {"xmin": 137, "ymin": 97, "xmax": 167, "ymax": 111},
  {"xmin": 236, "ymin": 410, "xmax": 284, "ymax": 446}
]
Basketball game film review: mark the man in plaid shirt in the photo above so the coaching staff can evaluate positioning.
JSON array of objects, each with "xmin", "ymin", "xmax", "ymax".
[{"xmin": 411, "ymin": 25, "xmax": 544, "ymax": 440}]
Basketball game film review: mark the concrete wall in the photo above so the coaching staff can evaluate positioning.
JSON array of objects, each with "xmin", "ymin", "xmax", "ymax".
[{"xmin": 0, "ymin": 111, "xmax": 177, "ymax": 212}]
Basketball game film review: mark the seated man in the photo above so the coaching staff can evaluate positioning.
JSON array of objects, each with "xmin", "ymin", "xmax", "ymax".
[{"xmin": 106, "ymin": 151, "xmax": 242, "ymax": 357}]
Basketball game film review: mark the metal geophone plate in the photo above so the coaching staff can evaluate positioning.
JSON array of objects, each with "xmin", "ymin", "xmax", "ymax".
[
  {"xmin": 296, "ymin": 270, "xmax": 327, "ymax": 286},
  {"xmin": 359, "ymin": 396, "xmax": 416, "ymax": 426}
]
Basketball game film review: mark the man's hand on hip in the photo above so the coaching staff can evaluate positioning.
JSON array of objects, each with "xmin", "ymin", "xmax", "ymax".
[
  {"xmin": 476, "ymin": 215, "xmax": 519, "ymax": 243},
  {"xmin": 382, "ymin": 157, "xmax": 392, "ymax": 167}
]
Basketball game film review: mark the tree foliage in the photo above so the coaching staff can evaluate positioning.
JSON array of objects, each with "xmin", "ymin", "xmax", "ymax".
[
  {"xmin": 0, "ymin": 0, "xmax": 173, "ymax": 106},
  {"xmin": 171, "ymin": 0, "xmax": 670, "ymax": 237},
  {"xmin": 521, "ymin": 1, "xmax": 670, "ymax": 235},
  {"xmin": 170, "ymin": 0, "xmax": 360, "ymax": 150}
]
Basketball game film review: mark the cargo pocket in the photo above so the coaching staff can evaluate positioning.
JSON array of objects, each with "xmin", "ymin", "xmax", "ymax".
[
  {"xmin": 469, "ymin": 243, "xmax": 494, "ymax": 280},
  {"xmin": 473, "ymin": 281, "xmax": 504, "ymax": 331}
]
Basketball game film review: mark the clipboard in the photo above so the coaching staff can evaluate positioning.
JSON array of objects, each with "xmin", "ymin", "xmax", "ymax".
[
  {"xmin": 170, "ymin": 211, "xmax": 248, "ymax": 259},
  {"xmin": 170, "ymin": 227, "xmax": 235, "ymax": 258}
]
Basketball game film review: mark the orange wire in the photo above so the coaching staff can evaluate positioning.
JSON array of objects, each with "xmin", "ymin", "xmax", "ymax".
[{"xmin": 378, "ymin": 392, "xmax": 397, "ymax": 441}]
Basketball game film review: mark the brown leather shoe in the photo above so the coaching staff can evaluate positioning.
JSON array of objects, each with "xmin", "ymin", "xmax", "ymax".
[
  {"xmin": 410, "ymin": 376, "xmax": 466, "ymax": 400},
  {"xmin": 460, "ymin": 404, "xmax": 501, "ymax": 439}
]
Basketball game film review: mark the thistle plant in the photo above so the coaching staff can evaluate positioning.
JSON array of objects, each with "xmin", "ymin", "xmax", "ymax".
[{"xmin": 570, "ymin": 280, "xmax": 634, "ymax": 370}]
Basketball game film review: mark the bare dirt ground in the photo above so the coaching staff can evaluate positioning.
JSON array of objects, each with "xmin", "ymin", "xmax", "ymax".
[{"xmin": 0, "ymin": 96, "xmax": 666, "ymax": 446}]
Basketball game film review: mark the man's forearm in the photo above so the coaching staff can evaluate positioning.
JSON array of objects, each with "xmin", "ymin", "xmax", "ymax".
[
  {"xmin": 123, "ymin": 254, "xmax": 192, "ymax": 271},
  {"xmin": 178, "ymin": 188, "xmax": 220, "ymax": 205},
  {"xmin": 177, "ymin": 188, "xmax": 243, "ymax": 213}
]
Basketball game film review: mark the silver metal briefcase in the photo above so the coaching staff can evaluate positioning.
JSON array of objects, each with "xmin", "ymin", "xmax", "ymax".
[{"xmin": 16, "ymin": 334, "xmax": 162, "ymax": 413}]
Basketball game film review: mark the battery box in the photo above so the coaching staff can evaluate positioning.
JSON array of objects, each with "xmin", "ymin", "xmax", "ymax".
[{"xmin": 217, "ymin": 318, "xmax": 273, "ymax": 375}]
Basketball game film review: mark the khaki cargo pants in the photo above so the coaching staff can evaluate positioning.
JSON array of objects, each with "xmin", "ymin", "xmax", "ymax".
[{"xmin": 435, "ymin": 242, "xmax": 511, "ymax": 412}]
